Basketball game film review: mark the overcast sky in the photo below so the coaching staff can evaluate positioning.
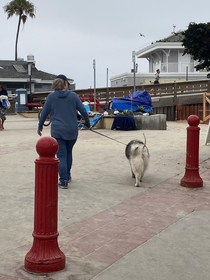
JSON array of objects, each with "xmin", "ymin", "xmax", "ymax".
[{"xmin": 1, "ymin": 0, "xmax": 210, "ymax": 89}]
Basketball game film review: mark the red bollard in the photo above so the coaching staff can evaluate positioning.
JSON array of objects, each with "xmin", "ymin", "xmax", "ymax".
[
  {"xmin": 180, "ymin": 115, "xmax": 203, "ymax": 188},
  {"xmin": 25, "ymin": 136, "xmax": 65, "ymax": 273}
]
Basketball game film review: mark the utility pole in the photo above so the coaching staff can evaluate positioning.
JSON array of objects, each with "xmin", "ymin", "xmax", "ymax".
[
  {"xmin": 93, "ymin": 59, "xmax": 96, "ymax": 112},
  {"xmin": 106, "ymin": 68, "xmax": 109, "ymax": 105},
  {"xmin": 28, "ymin": 63, "xmax": 32, "ymax": 95},
  {"xmin": 186, "ymin": 66, "xmax": 189, "ymax": 81},
  {"xmin": 27, "ymin": 54, "xmax": 35, "ymax": 103},
  {"xmin": 132, "ymin": 51, "xmax": 136, "ymax": 92}
]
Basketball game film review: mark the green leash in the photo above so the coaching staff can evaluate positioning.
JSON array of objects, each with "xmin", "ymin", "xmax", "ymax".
[{"xmin": 89, "ymin": 128, "xmax": 126, "ymax": 146}]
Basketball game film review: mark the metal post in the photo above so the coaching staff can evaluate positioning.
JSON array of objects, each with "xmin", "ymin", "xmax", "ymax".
[
  {"xmin": 28, "ymin": 63, "xmax": 32, "ymax": 103},
  {"xmin": 93, "ymin": 59, "xmax": 96, "ymax": 112},
  {"xmin": 106, "ymin": 68, "xmax": 109, "ymax": 105},
  {"xmin": 180, "ymin": 115, "xmax": 203, "ymax": 188},
  {"xmin": 107, "ymin": 68, "xmax": 108, "ymax": 88},
  {"xmin": 186, "ymin": 66, "xmax": 188, "ymax": 81},
  {"xmin": 29, "ymin": 75, "xmax": 32, "ymax": 95},
  {"xmin": 28, "ymin": 63, "xmax": 32, "ymax": 94},
  {"xmin": 134, "ymin": 61, "xmax": 136, "ymax": 92},
  {"xmin": 173, "ymin": 83, "xmax": 177, "ymax": 121},
  {"xmin": 132, "ymin": 51, "xmax": 136, "ymax": 92},
  {"xmin": 25, "ymin": 136, "xmax": 65, "ymax": 273}
]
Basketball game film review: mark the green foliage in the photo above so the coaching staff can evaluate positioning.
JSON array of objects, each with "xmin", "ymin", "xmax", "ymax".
[
  {"xmin": 4, "ymin": 0, "xmax": 35, "ymax": 20},
  {"xmin": 137, "ymin": 106, "xmax": 144, "ymax": 111},
  {"xmin": 137, "ymin": 105, "xmax": 154, "ymax": 115},
  {"xmin": 182, "ymin": 22, "xmax": 210, "ymax": 71},
  {"xmin": 123, "ymin": 109, "xmax": 134, "ymax": 116}
]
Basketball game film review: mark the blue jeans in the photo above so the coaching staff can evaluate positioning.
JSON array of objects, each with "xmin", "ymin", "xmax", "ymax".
[{"xmin": 55, "ymin": 138, "xmax": 77, "ymax": 182}]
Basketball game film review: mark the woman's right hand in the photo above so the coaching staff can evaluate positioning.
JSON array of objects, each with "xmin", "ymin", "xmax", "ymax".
[{"xmin": 37, "ymin": 129, "xmax": 42, "ymax": 136}]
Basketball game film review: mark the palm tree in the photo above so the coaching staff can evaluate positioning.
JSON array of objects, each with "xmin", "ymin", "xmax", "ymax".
[{"xmin": 3, "ymin": 0, "xmax": 35, "ymax": 61}]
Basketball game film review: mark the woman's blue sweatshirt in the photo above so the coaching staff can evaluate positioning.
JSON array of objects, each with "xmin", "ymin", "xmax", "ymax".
[{"xmin": 38, "ymin": 89, "xmax": 90, "ymax": 140}]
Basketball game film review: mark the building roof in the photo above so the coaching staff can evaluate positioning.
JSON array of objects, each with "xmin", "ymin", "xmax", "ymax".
[
  {"xmin": 156, "ymin": 30, "xmax": 185, "ymax": 43},
  {"xmin": 0, "ymin": 60, "xmax": 74, "ymax": 83},
  {"xmin": 136, "ymin": 30, "xmax": 186, "ymax": 58}
]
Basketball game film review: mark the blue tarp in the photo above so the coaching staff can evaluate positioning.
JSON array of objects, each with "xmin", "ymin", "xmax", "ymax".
[{"xmin": 107, "ymin": 90, "xmax": 153, "ymax": 112}]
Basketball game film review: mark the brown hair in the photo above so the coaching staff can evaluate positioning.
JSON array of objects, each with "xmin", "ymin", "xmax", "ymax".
[{"xmin": 52, "ymin": 78, "xmax": 65, "ymax": 91}]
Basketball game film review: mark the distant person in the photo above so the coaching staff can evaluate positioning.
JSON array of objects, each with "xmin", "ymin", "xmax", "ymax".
[
  {"xmin": 0, "ymin": 82, "xmax": 8, "ymax": 130},
  {"xmin": 154, "ymin": 69, "xmax": 160, "ymax": 84},
  {"xmin": 37, "ymin": 74, "xmax": 90, "ymax": 189}
]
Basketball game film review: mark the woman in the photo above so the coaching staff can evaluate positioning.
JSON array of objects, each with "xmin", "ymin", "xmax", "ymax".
[
  {"xmin": 37, "ymin": 74, "xmax": 90, "ymax": 189},
  {"xmin": 0, "ymin": 82, "xmax": 8, "ymax": 130}
]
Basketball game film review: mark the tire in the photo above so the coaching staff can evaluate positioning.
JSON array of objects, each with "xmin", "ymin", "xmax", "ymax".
[{"xmin": 38, "ymin": 108, "xmax": 51, "ymax": 126}]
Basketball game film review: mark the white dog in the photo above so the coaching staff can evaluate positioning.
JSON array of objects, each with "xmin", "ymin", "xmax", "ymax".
[{"xmin": 125, "ymin": 134, "xmax": 150, "ymax": 187}]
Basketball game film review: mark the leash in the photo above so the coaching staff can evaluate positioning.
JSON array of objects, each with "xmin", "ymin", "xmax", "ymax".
[{"xmin": 89, "ymin": 128, "xmax": 126, "ymax": 146}]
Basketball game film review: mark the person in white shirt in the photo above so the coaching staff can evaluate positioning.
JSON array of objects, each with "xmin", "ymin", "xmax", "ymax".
[{"xmin": 154, "ymin": 69, "xmax": 160, "ymax": 84}]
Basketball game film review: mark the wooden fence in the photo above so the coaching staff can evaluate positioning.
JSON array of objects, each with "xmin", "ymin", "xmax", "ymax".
[
  {"xmin": 30, "ymin": 79, "xmax": 210, "ymax": 121},
  {"xmin": 203, "ymin": 93, "xmax": 210, "ymax": 122}
]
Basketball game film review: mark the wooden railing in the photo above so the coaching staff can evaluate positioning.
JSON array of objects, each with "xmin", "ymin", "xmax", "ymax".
[
  {"xmin": 203, "ymin": 93, "xmax": 210, "ymax": 122},
  {"xmin": 73, "ymin": 80, "xmax": 210, "ymax": 103},
  {"xmin": 29, "ymin": 79, "xmax": 210, "ymax": 121},
  {"xmin": 30, "ymin": 80, "xmax": 210, "ymax": 103}
]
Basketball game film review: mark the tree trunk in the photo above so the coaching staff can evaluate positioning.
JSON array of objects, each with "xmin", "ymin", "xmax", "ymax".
[{"xmin": 15, "ymin": 15, "xmax": 22, "ymax": 61}]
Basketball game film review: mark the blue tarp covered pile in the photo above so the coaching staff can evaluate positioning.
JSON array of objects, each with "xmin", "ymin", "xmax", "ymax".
[{"xmin": 107, "ymin": 90, "xmax": 153, "ymax": 112}]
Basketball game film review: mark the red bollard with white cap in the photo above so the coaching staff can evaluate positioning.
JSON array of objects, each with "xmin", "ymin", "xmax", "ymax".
[
  {"xmin": 25, "ymin": 136, "xmax": 65, "ymax": 273},
  {"xmin": 180, "ymin": 115, "xmax": 203, "ymax": 188}
]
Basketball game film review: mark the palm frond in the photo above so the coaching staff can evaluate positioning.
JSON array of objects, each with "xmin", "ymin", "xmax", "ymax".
[
  {"xmin": 4, "ymin": 0, "xmax": 35, "ymax": 18},
  {"xmin": 21, "ymin": 14, "xmax": 27, "ymax": 24}
]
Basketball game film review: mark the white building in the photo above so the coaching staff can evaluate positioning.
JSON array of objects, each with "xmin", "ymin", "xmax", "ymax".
[{"xmin": 110, "ymin": 31, "xmax": 207, "ymax": 87}]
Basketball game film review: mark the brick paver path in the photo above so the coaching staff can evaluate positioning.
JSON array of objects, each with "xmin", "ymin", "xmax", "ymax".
[{"xmin": 1, "ymin": 159, "xmax": 210, "ymax": 280}]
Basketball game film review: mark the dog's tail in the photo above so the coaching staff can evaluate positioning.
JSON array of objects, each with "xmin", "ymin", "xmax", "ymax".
[{"xmin": 143, "ymin": 133, "xmax": 146, "ymax": 145}]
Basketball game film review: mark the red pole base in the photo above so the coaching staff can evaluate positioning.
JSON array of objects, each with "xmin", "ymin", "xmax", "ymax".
[
  {"xmin": 180, "ymin": 115, "xmax": 203, "ymax": 189},
  {"xmin": 25, "ymin": 235, "xmax": 65, "ymax": 273},
  {"xmin": 181, "ymin": 168, "xmax": 203, "ymax": 188},
  {"xmin": 25, "ymin": 258, "xmax": 65, "ymax": 274},
  {"xmin": 24, "ymin": 137, "xmax": 65, "ymax": 274}
]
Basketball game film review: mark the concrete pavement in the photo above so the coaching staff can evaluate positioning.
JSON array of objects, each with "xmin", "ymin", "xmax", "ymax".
[{"xmin": 0, "ymin": 114, "xmax": 210, "ymax": 280}]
